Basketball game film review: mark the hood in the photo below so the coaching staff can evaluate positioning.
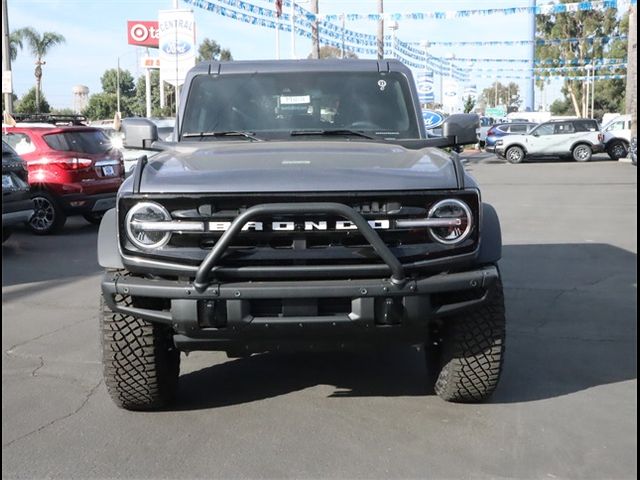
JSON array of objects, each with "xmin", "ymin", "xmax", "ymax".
[{"xmin": 135, "ymin": 140, "xmax": 460, "ymax": 193}]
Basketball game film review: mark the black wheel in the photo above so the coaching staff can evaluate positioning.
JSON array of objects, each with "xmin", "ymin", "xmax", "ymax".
[
  {"xmin": 505, "ymin": 146, "xmax": 525, "ymax": 164},
  {"xmin": 572, "ymin": 144, "xmax": 592, "ymax": 162},
  {"xmin": 28, "ymin": 192, "xmax": 66, "ymax": 235},
  {"xmin": 427, "ymin": 276, "xmax": 506, "ymax": 403},
  {"xmin": 606, "ymin": 140, "xmax": 628, "ymax": 160},
  {"xmin": 2, "ymin": 228, "xmax": 12, "ymax": 243},
  {"xmin": 83, "ymin": 212, "xmax": 105, "ymax": 225},
  {"xmin": 101, "ymin": 271, "xmax": 179, "ymax": 411}
]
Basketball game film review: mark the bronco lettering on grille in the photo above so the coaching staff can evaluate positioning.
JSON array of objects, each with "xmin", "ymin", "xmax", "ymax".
[{"xmin": 208, "ymin": 219, "xmax": 391, "ymax": 232}]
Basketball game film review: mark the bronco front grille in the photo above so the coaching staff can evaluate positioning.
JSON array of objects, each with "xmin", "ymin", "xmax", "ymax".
[{"xmin": 118, "ymin": 190, "xmax": 480, "ymax": 267}]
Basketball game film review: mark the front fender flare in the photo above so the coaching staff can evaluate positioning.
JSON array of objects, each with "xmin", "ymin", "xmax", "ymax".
[
  {"xmin": 477, "ymin": 203, "xmax": 502, "ymax": 264},
  {"xmin": 97, "ymin": 208, "xmax": 124, "ymax": 269}
]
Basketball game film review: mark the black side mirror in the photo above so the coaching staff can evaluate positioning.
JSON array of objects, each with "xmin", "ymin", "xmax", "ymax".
[
  {"xmin": 442, "ymin": 113, "xmax": 480, "ymax": 146},
  {"xmin": 532, "ymin": 132, "xmax": 540, "ymax": 137},
  {"xmin": 122, "ymin": 118, "xmax": 159, "ymax": 149}
]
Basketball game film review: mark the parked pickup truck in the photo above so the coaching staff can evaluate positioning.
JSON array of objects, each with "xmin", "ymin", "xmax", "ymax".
[{"xmin": 97, "ymin": 59, "xmax": 505, "ymax": 410}]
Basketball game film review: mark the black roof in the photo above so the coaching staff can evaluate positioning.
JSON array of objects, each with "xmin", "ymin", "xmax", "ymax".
[{"xmin": 193, "ymin": 58, "xmax": 413, "ymax": 75}]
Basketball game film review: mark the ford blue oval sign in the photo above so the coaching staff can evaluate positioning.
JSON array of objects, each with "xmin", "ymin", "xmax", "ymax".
[{"xmin": 422, "ymin": 110, "xmax": 445, "ymax": 130}]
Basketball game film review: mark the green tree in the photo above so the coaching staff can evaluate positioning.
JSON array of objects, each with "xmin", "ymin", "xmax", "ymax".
[
  {"xmin": 13, "ymin": 27, "xmax": 65, "ymax": 113},
  {"xmin": 9, "ymin": 31, "xmax": 23, "ymax": 61},
  {"xmin": 51, "ymin": 108, "xmax": 76, "ymax": 115},
  {"xmin": 133, "ymin": 69, "xmax": 176, "ymax": 117},
  {"xmin": 83, "ymin": 93, "xmax": 119, "ymax": 120},
  {"xmin": 197, "ymin": 38, "xmax": 233, "ymax": 62},
  {"xmin": 307, "ymin": 45, "xmax": 359, "ymax": 59},
  {"xmin": 83, "ymin": 69, "xmax": 137, "ymax": 120},
  {"xmin": 463, "ymin": 95, "xmax": 476, "ymax": 113},
  {"xmin": 549, "ymin": 98, "xmax": 573, "ymax": 116},
  {"xmin": 15, "ymin": 87, "xmax": 50, "ymax": 114},
  {"xmin": 100, "ymin": 68, "xmax": 136, "ymax": 97},
  {"xmin": 480, "ymin": 82, "xmax": 522, "ymax": 109},
  {"xmin": 535, "ymin": 1, "xmax": 625, "ymax": 117}
]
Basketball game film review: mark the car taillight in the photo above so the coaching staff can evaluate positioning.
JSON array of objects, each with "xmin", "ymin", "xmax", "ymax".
[
  {"xmin": 486, "ymin": 127, "xmax": 496, "ymax": 136},
  {"xmin": 56, "ymin": 157, "xmax": 93, "ymax": 170}
]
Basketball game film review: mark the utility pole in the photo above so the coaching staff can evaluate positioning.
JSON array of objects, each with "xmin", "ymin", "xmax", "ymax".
[
  {"xmin": 310, "ymin": 0, "xmax": 319, "ymax": 59},
  {"xmin": 341, "ymin": 14, "xmax": 345, "ymax": 58},
  {"xmin": 389, "ymin": 21, "xmax": 398, "ymax": 59},
  {"xmin": 625, "ymin": 4, "xmax": 637, "ymax": 140},
  {"xmin": 583, "ymin": 66, "xmax": 589, "ymax": 118},
  {"xmin": 2, "ymin": 0, "xmax": 13, "ymax": 114},
  {"xmin": 527, "ymin": 0, "xmax": 536, "ymax": 111},
  {"xmin": 591, "ymin": 66, "xmax": 595, "ymax": 120},
  {"xmin": 290, "ymin": 0, "xmax": 297, "ymax": 59},
  {"xmin": 376, "ymin": 0, "xmax": 384, "ymax": 60},
  {"xmin": 116, "ymin": 57, "xmax": 121, "ymax": 116}
]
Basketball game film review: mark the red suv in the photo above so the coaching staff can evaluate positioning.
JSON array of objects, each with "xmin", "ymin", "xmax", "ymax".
[{"xmin": 2, "ymin": 125, "xmax": 124, "ymax": 234}]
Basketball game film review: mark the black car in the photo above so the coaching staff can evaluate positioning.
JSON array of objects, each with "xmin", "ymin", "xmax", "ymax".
[
  {"xmin": 97, "ymin": 59, "xmax": 506, "ymax": 410},
  {"xmin": 2, "ymin": 141, "xmax": 34, "ymax": 242}
]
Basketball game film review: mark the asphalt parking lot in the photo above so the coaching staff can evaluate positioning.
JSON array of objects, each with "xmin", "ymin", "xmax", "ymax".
[{"xmin": 2, "ymin": 155, "xmax": 637, "ymax": 479}]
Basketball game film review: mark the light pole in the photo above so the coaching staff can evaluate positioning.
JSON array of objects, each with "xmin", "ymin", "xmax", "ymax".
[
  {"xmin": 2, "ymin": 0, "xmax": 14, "ymax": 114},
  {"xmin": 341, "ymin": 14, "xmax": 346, "ymax": 58},
  {"xmin": 290, "ymin": 0, "xmax": 296, "ymax": 59},
  {"xmin": 389, "ymin": 21, "xmax": 399, "ymax": 59},
  {"xmin": 377, "ymin": 0, "xmax": 384, "ymax": 60}
]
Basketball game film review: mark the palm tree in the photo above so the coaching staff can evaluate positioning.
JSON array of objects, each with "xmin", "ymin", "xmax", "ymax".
[
  {"xmin": 14, "ymin": 27, "xmax": 65, "ymax": 113},
  {"xmin": 9, "ymin": 31, "xmax": 23, "ymax": 61}
]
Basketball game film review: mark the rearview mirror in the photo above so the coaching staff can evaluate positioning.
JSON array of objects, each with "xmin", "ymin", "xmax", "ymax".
[
  {"xmin": 122, "ymin": 118, "xmax": 159, "ymax": 149},
  {"xmin": 441, "ymin": 113, "xmax": 480, "ymax": 146}
]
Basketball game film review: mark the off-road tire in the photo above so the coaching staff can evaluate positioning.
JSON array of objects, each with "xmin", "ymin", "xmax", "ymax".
[
  {"xmin": 572, "ymin": 144, "xmax": 592, "ymax": 162},
  {"xmin": 606, "ymin": 140, "xmax": 628, "ymax": 160},
  {"xmin": 429, "ymin": 276, "xmax": 506, "ymax": 403},
  {"xmin": 505, "ymin": 146, "xmax": 525, "ymax": 164},
  {"xmin": 101, "ymin": 272, "xmax": 179, "ymax": 410}
]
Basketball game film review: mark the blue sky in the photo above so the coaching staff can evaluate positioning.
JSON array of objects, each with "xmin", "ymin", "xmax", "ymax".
[{"xmin": 7, "ymin": 0, "xmax": 563, "ymax": 110}]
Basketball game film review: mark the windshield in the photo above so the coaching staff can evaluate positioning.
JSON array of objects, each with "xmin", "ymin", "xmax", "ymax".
[{"xmin": 181, "ymin": 71, "xmax": 419, "ymax": 140}]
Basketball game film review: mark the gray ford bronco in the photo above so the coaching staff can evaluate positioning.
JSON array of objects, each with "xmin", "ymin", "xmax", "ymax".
[{"xmin": 97, "ymin": 59, "xmax": 505, "ymax": 410}]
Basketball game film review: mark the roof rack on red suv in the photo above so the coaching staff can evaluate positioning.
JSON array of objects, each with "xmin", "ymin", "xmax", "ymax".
[{"xmin": 12, "ymin": 113, "xmax": 89, "ymax": 127}]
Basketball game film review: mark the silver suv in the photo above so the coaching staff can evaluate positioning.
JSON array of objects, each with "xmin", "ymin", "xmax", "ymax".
[{"xmin": 495, "ymin": 118, "xmax": 604, "ymax": 164}]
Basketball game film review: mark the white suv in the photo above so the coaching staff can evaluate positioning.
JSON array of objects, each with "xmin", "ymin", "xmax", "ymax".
[
  {"xmin": 495, "ymin": 118, "xmax": 604, "ymax": 164},
  {"xmin": 602, "ymin": 114, "xmax": 631, "ymax": 160}
]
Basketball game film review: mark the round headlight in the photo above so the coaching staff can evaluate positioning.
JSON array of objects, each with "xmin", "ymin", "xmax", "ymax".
[
  {"xmin": 427, "ymin": 199, "xmax": 473, "ymax": 245},
  {"xmin": 125, "ymin": 201, "xmax": 171, "ymax": 250}
]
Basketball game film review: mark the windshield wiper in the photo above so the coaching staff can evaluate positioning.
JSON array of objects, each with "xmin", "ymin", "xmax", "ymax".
[
  {"xmin": 182, "ymin": 131, "xmax": 263, "ymax": 141},
  {"xmin": 290, "ymin": 129, "xmax": 376, "ymax": 140}
]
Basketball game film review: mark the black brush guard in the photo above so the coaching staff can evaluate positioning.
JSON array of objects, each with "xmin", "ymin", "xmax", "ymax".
[{"xmin": 193, "ymin": 202, "xmax": 407, "ymax": 292}]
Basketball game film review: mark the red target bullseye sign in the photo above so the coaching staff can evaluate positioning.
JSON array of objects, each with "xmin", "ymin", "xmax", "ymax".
[{"xmin": 127, "ymin": 21, "xmax": 159, "ymax": 48}]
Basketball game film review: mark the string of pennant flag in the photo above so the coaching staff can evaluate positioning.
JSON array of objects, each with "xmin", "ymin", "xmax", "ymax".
[
  {"xmin": 410, "ymin": 35, "xmax": 627, "ymax": 47},
  {"xmin": 448, "ymin": 58, "xmax": 627, "ymax": 65},
  {"xmin": 295, "ymin": 0, "xmax": 636, "ymax": 22},
  {"xmin": 183, "ymin": 0, "xmax": 631, "ymax": 81}
]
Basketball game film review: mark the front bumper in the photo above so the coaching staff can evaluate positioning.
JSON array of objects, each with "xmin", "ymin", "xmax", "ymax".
[
  {"xmin": 2, "ymin": 198, "xmax": 34, "ymax": 227},
  {"xmin": 102, "ymin": 265, "xmax": 500, "ymax": 351}
]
